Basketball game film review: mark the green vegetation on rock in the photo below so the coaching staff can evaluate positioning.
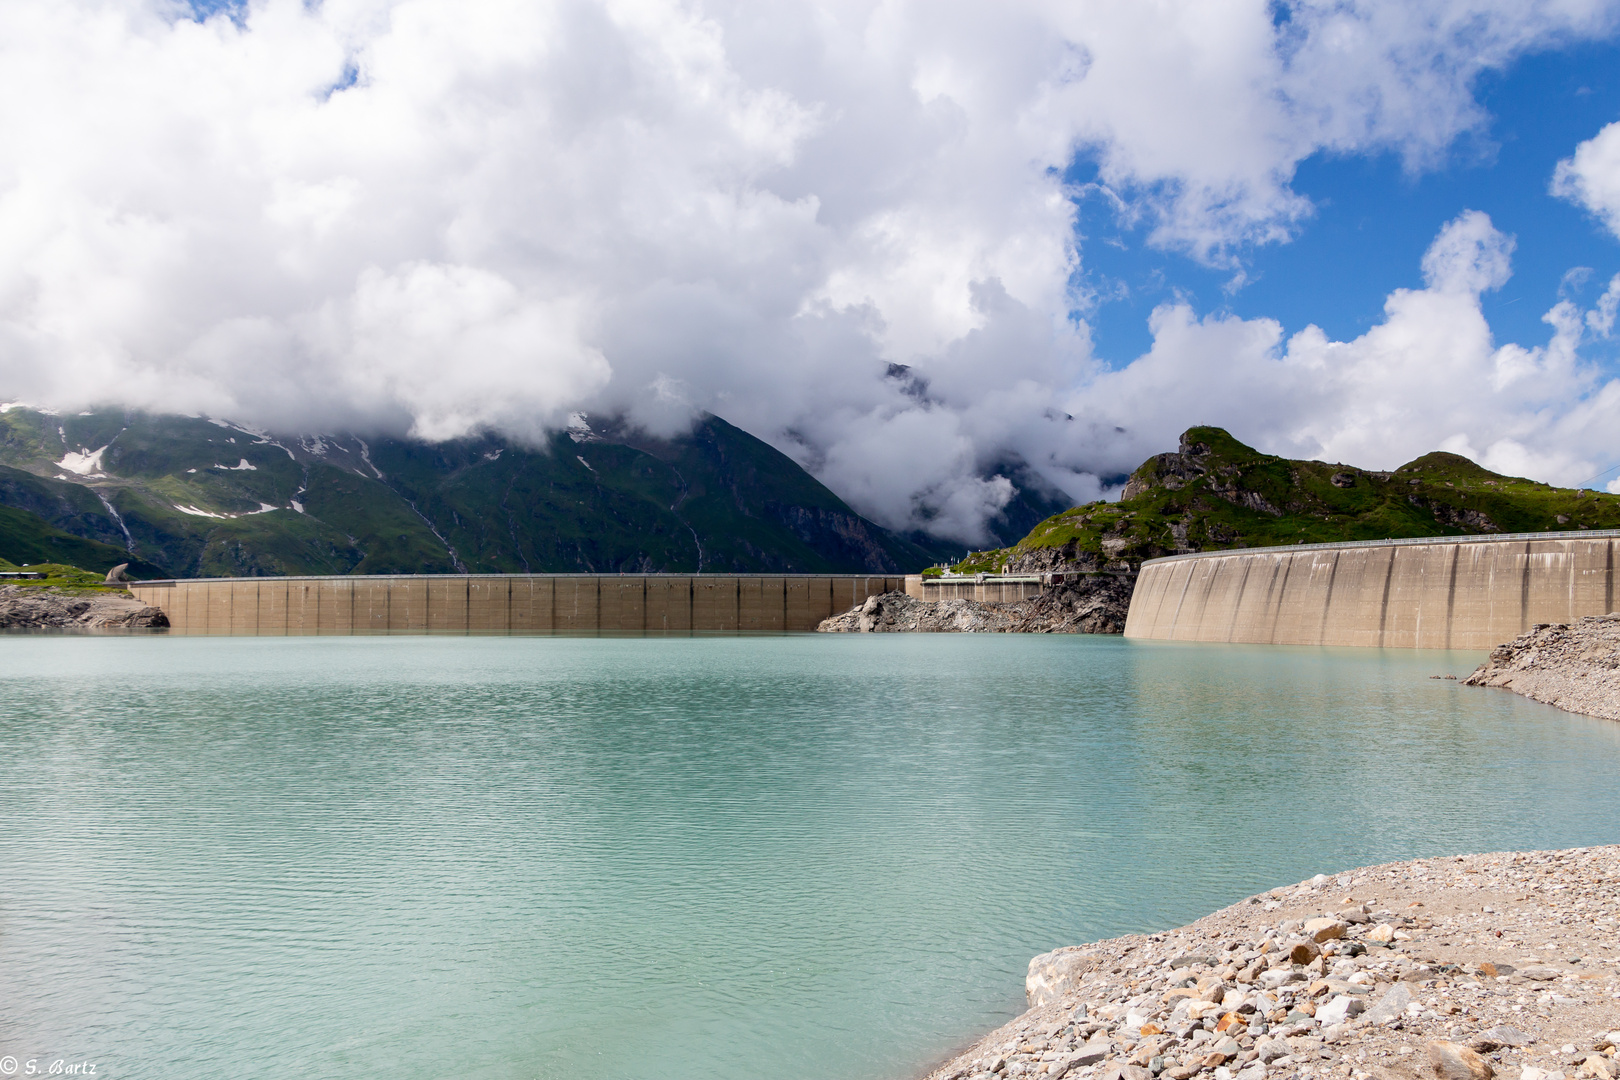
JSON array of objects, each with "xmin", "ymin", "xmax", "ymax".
[
  {"xmin": 0, "ymin": 556, "xmax": 132, "ymax": 591},
  {"xmin": 956, "ymin": 426, "xmax": 1620, "ymax": 575}
]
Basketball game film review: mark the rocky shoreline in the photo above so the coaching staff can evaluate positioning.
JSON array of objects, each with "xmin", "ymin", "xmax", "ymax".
[
  {"xmin": 818, "ymin": 577, "xmax": 1134, "ymax": 635},
  {"xmin": 921, "ymin": 846, "xmax": 1620, "ymax": 1080},
  {"xmin": 0, "ymin": 585, "xmax": 169, "ymax": 629},
  {"xmin": 1465, "ymin": 617, "xmax": 1620, "ymax": 721}
]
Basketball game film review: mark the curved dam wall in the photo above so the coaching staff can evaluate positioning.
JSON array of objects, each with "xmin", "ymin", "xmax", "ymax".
[
  {"xmin": 128, "ymin": 574, "xmax": 906, "ymax": 634},
  {"xmin": 1123, "ymin": 531, "xmax": 1620, "ymax": 650}
]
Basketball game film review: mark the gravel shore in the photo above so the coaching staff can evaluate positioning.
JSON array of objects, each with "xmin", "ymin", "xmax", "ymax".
[
  {"xmin": 1465, "ymin": 618, "xmax": 1620, "ymax": 721},
  {"xmin": 921, "ymin": 847, "xmax": 1620, "ymax": 1080}
]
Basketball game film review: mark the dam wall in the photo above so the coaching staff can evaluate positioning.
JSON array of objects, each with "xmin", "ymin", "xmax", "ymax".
[
  {"xmin": 1123, "ymin": 530, "xmax": 1620, "ymax": 650},
  {"xmin": 128, "ymin": 574, "xmax": 906, "ymax": 634}
]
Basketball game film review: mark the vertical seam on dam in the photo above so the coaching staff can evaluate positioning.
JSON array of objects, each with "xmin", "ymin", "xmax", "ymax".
[
  {"xmin": 1608, "ymin": 541, "xmax": 1614, "ymax": 615},
  {"xmin": 1259, "ymin": 559, "xmax": 1282, "ymax": 643},
  {"xmin": 1191, "ymin": 562, "xmax": 1220, "ymax": 641},
  {"xmin": 1224, "ymin": 559, "xmax": 1253, "ymax": 643},
  {"xmin": 1168, "ymin": 563, "xmax": 1196, "ymax": 638},
  {"xmin": 1268, "ymin": 559, "xmax": 1292, "ymax": 645},
  {"xmin": 1376, "ymin": 547, "xmax": 1395, "ymax": 649},
  {"xmin": 1316, "ymin": 552, "xmax": 1340, "ymax": 647},
  {"xmin": 1443, "ymin": 545, "xmax": 1459, "ymax": 652},
  {"xmin": 1520, "ymin": 541, "xmax": 1532, "ymax": 632}
]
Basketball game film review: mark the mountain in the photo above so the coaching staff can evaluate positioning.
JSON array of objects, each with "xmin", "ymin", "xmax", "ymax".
[
  {"xmin": 0, "ymin": 504, "xmax": 167, "ymax": 578},
  {"xmin": 0, "ymin": 406, "xmax": 935, "ymax": 578},
  {"xmin": 956, "ymin": 425, "xmax": 1620, "ymax": 575}
]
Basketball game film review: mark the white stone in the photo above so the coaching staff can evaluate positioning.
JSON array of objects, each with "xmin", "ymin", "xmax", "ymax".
[
  {"xmin": 1316, "ymin": 996, "xmax": 1366, "ymax": 1025},
  {"xmin": 1028, "ymin": 949, "xmax": 1102, "ymax": 1007},
  {"xmin": 1362, "ymin": 983, "xmax": 1413, "ymax": 1025}
]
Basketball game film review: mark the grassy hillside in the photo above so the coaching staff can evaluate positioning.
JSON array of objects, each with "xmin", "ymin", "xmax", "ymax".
[
  {"xmin": 0, "ymin": 504, "xmax": 167, "ymax": 577},
  {"xmin": 0, "ymin": 554, "xmax": 137, "ymax": 590},
  {"xmin": 0, "ymin": 406, "xmax": 935, "ymax": 577},
  {"xmin": 956, "ymin": 426, "xmax": 1620, "ymax": 574}
]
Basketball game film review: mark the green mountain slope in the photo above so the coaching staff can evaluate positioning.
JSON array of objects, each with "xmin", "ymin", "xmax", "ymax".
[
  {"xmin": 0, "ymin": 406, "xmax": 934, "ymax": 577},
  {"xmin": 0, "ymin": 504, "xmax": 167, "ymax": 577},
  {"xmin": 956, "ymin": 426, "xmax": 1620, "ymax": 574}
]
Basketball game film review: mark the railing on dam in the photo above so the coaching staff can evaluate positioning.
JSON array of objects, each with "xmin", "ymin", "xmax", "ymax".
[
  {"xmin": 1123, "ymin": 530, "xmax": 1620, "ymax": 650},
  {"xmin": 129, "ymin": 573, "xmax": 907, "ymax": 635}
]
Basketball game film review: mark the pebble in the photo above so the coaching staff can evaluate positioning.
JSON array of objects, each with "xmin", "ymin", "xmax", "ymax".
[{"xmin": 922, "ymin": 846, "xmax": 1620, "ymax": 1080}]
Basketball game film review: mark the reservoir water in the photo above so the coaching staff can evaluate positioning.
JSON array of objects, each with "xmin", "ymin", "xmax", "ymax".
[{"xmin": 2, "ymin": 634, "xmax": 1618, "ymax": 1080}]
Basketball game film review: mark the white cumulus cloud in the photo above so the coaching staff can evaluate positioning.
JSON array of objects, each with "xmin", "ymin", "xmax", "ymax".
[
  {"xmin": 1556, "ymin": 118, "xmax": 1620, "ymax": 237},
  {"xmin": 0, "ymin": 0, "xmax": 1617, "ymax": 543},
  {"xmin": 1068, "ymin": 212, "xmax": 1620, "ymax": 488}
]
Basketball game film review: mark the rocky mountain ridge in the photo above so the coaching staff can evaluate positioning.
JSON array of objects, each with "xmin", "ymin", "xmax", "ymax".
[
  {"xmin": 0, "ymin": 405, "xmax": 950, "ymax": 578},
  {"xmin": 958, "ymin": 426, "xmax": 1620, "ymax": 580}
]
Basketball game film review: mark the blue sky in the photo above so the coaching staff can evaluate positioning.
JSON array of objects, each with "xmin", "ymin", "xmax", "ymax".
[{"xmin": 1075, "ymin": 37, "xmax": 1620, "ymax": 371}]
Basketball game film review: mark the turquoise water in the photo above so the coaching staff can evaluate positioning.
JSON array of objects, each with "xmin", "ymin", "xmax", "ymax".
[{"xmin": 2, "ymin": 635, "xmax": 1619, "ymax": 1080}]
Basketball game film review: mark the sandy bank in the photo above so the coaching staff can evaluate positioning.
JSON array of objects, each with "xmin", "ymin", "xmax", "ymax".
[
  {"xmin": 1465, "ymin": 619, "xmax": 1620, "ymax": 721},
  {"xmin": 0, "ymin": 584, "xmax": 169, "ymax": 629},
  {"xmin": 922, "ymin": 847, "xmax": 1619, "ymax": 1080}
]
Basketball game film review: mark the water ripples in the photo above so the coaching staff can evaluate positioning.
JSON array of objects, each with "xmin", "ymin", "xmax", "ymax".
[{"xmin": 0, "ymin": 634, "xmax": 1617, "ymax": 1080}]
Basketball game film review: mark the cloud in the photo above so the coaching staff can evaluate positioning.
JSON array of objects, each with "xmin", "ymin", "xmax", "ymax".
[
  {"xmin": 1588, "ymin": 273, "xmax": 1620, "ymax": 337},
  {"xmin": 0, "ymin": 0, "xmax": 1616, "ymax": 544},
  {"xmin": 1555, "ymin": 118, "xmax": 1620, "ymax": 236},
  {"xmin": 1068, "ymin": 212, "xmax": 1620, "ymax": 488}
]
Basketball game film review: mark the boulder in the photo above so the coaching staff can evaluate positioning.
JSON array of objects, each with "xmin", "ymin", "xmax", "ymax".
[
  {"xmin": 1068, "ymin": 1039, "xmax": 1111, "ymax": 1066},
  {"xmin": 1288, "ymin": 939, "xmax": 1322, "ymax": 964},
  {"xmin": 1427, "ymin": 1041, "xmax": 1493, "ymax": 1080},
  {"xmin": 1315, "ymin": 995, "xmax": 1366, "ymax": 1025},
  {"xmin": 1027, "ymin": 948, "xmax": 1102, "ymax": 1007},
  {"xmin": 1362, "ymin": 983, "xmax": 1413, "ymax": 1025},
  {"xmin": 1303, "ymin": 917, "xmax": 1348, "ymax": 942},
  {"xmin": 1257, "ymin": 1039, "xmax": 1291, "ymax": 1064}
]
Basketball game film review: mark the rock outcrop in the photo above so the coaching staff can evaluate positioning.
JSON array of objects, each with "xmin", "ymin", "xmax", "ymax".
[
  {"xmin": 1465, "ymin": 617, "xmax": 1620, "ymax": 721},
  {"xmin": 0, "ymin": 585, "xmax": 169, "ymax": 629},
  {"xmin": 816, "ymin": 576, "xmax": 1134, "ymax": 635}
]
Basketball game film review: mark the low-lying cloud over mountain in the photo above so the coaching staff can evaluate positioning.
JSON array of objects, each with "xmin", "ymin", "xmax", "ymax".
[{"xmin": 3, "ymin": 0, "xmax": 1620, "ymax": 543}]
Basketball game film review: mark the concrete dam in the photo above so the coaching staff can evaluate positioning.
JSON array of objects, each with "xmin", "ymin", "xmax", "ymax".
[
  {"xmin": 1123, "ymin": 530, "xmax": 1620, "ymax": 650},
  {"xmin": 129, "ymin": 573, "xmax": 907, "ymax": 634}
]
